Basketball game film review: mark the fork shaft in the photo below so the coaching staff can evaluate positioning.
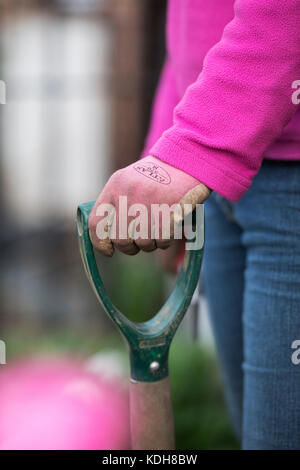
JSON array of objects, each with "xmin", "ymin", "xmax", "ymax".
[{"xmin": 129, "ymin": 377, "xmax": 175, "ymax": 450}]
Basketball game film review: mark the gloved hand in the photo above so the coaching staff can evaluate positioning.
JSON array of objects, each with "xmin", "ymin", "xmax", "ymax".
[{"xmin": 89, "ymin": 156, "xmax": 211, "ymax": 256}]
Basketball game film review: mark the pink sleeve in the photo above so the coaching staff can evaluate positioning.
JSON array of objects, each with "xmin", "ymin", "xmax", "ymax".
[
  {"xmin": 141, "ymin": 58, "xmax": 179, "ymax": 158},
  {"xmin": 150, "ymin": 0, "xmax": 300, "ymax": 201}
]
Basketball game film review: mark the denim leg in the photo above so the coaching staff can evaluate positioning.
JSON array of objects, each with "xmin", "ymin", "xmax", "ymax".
[
  {"xmin": 203, "ymin": 193, "xmax": 245, "ymax": 440},
  {"xmin": 235, "ymin": 161, "xmax": 300, "ymax": 450}
]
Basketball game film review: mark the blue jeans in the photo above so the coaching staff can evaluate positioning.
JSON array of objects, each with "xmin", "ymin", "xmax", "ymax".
[{"xmin": 202, "ymin": 159, "xmax": 300, "ymax": 450}]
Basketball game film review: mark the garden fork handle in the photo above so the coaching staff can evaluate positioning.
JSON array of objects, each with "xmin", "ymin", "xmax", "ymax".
[{"xmin": 77, "ymin": 200, "xmax": 205, "ymax": 450}]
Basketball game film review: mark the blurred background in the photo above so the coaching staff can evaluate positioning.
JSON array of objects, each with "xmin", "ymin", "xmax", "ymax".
[{"xmin": 0, "ymin": 0, "xmax": 238, "ymax": 450}]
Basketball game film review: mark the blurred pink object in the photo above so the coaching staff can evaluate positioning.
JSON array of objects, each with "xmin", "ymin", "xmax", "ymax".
[{"xmin": 0, "ymin": 357, "xmax": 130, "ymax": 450}]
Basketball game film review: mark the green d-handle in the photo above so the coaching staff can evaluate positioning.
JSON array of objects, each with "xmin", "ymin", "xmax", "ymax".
[{"xmin": 77, "ymin": 201, "xmax": 204, "ymax": 449}]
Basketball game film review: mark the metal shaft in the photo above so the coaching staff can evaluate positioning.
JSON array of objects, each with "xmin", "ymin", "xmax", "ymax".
[{"xmin": 129, "ymin": 377, "xmax": 175, "ymax": 450}]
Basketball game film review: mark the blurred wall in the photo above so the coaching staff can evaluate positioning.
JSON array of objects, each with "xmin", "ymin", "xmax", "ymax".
[{"xmin": 1, "ymin": 2, "xmax": 111, "ymax": 226}]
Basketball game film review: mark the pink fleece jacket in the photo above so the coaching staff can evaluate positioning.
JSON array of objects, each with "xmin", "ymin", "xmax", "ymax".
[{"xmin": 142, "ymin": 0, "xmax": 300, "ymax": 202}]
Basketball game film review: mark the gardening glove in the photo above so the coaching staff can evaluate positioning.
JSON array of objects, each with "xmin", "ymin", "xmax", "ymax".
[{"xmin": 89, "ymin": 156, "xmax": 211, "ymax": 257}]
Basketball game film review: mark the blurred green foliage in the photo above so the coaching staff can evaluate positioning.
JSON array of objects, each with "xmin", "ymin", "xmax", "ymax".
[
  {"xmin": 3, "ymin": 250, "xmax": 238, "ymax": 449},
  {"xmin": 5, "ymin": 329, "xmax": 238, "ymax": 450},
  {"xmin": 5, "ymin": 329, "xmax": 122, "ymax": 361},
  {"xmin": 104, "ymin": 251, "xmax": 167, "ymax": 322},
  {"xmin": 170, "ymin": 340, "xmax": 239, "ymax": 450}
]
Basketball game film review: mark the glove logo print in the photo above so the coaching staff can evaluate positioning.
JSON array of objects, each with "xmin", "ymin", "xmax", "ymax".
[{"xmin": 133, "ymin": 162, "xmax": 171, "ymax": 185}]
